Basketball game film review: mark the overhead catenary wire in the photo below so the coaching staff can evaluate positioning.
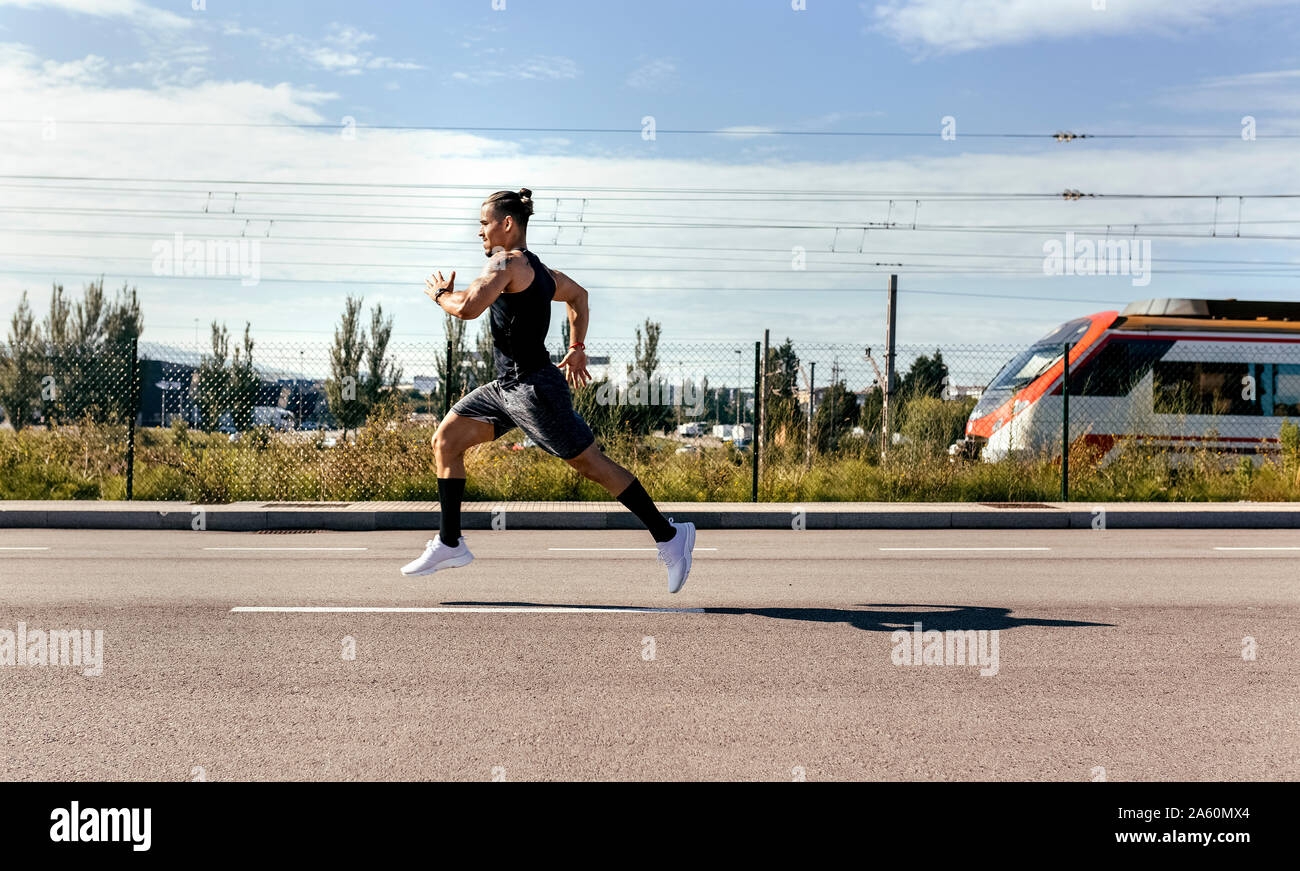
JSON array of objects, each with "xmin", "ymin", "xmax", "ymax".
[
  {"xmin": 2, "ymin": 119, "xmax": 1298, "ymax": 140},
  {"xmin": 0, "ymin": 226, "xmax": 1293, "ymax": 269},
  {"xmin": 4, "ymin": 250, "xmax": 1299, "ymax": 278},
  {"xmin": 0, "ymin": 267, "xmax": 1142, "ymax": 303},
  {"xmin": 4, "ymin": 204, "xmax": 1300, "ymax": 240},
  {"xmin": 3, "ymin": 174, "xmax": 1300, "ymax": 200}
]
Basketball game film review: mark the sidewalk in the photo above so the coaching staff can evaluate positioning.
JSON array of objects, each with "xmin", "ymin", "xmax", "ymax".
[{"xmin": 3, "ymin": 500, "xmax": 1300, "ymax": 530}]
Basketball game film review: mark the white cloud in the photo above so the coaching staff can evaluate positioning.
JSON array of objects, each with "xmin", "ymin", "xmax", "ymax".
[
  {"xmin": 870, "ymin": 0, "xmax": 1298, "ymax": 53},
  {"xmin": 0, "ymin": 0, "xmax": 192, "ymax": 30},
  {"xmin": 515, "ymin": 55, "xmax": 578, "ymax": 81},
  {"xmin": 626, "ymin": 58, "xmax": 677, "ymax": 91},
  {"xmin": 323, "ymin": 24, "xmax": 376, "ymax": 51},
  {"xmin": 227, "ymin": 21, "xmax": 424, "ymax": 76},
  {"xmin": 1161, "ymin": 68, "xmax": 1300, "ymax": 118},
  {"xmin": 456, "ymin": 55, "xmax": 579, "ymax": 84},
  {"xmin": 38, "ymin": 52, "xmax": 108, "ymax": 83},
  {"xmin": 2, "ymin": 39, "xmax": 1298, "ymax": 349}
]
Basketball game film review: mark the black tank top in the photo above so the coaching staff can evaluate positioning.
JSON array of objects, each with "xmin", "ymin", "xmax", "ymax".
[{"xmin": 489, "ymin": 248, "xmax": 555, "ymax": 386}]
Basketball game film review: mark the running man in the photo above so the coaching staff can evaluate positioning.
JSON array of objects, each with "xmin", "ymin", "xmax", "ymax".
[{"xmin": 400, "ymin": 188, "xmax": 696, "ymax": 592}]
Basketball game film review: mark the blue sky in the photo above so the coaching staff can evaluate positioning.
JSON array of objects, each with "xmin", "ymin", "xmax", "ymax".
[{"xmin": 2, "ymin": 0, "xmax": 1299, "ymax": 384}]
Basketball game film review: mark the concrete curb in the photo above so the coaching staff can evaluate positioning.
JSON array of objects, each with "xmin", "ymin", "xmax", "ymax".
[{"xmin": 3, "ymin": 501, "xmax": 1300, "ymax": 531}]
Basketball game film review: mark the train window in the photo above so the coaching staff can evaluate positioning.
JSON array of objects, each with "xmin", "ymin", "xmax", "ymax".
[
  {"xmin": 1273, "ymin": 364, "xmax": 1300, "ymax": 416},
  {"xmin": 1070, "ymin": 339, "xmax": 1173, "ymax": 396},
  {"xmin": 1153, "ymin": 361, "xmax": 1261, "ymax": 416},
  {"xmin": 970, "ymin": 317, "xmax": 1093, "ymax": 419}
]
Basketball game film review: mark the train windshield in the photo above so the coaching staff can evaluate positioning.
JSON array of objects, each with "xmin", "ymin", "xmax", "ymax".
[{"xmin": 971, "ymin": 318, "xmax": 1092, "ymax": 418}]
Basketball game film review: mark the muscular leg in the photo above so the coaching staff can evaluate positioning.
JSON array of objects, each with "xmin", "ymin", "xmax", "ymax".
[
  {"xmin": 432, "ymin": 412, "xmax": 497, "ymax": 545},
  {"xmin": 565, "ymin": 443, "xmax": 676, "ymax": 543},
  {"xmin": 564, "ymin": 442, "xmax": 633, "ymax": 495},
  {"xmin": 432, "ymin": 412, "xmax": 497, "ymax": 478}
]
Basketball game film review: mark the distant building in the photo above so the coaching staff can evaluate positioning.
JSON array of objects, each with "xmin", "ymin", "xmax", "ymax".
[{"xmin": 138, "ymin": 343, "xmax": 320, "ymax": 428}]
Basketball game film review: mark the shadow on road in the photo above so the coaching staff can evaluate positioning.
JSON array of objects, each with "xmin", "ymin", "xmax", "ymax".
[{"xmin": 442, "ymin": 602, "xmax": 1113, "ymax": 633}]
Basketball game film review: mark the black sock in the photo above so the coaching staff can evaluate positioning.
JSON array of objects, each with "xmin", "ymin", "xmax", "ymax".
[
  {"xmin": 437, "ymin": 477, "xmax": 465, "ymax": 547},
  {"xmin": 617, "ymin": 478, "xmax": 675, "ymax": 543}
]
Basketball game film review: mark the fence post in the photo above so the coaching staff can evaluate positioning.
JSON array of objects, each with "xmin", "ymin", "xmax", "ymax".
[
  {"xmin": 1061, "ymin": 341, "xmax": 1072, "ymax": 502},
  {"xmin": 751, "ymin": 340, "xmax": 760, "ymax": 503},
  {"xmin": 443, "ymin": 338, "xmax": 453, "ymax": 417},
  {"xmin": 881, "ymin": 274, "xmax": 898, "ymax": 455},
  {"xmin": 125, "ymin": 335, "xmax": 140, "ymax": 501}
]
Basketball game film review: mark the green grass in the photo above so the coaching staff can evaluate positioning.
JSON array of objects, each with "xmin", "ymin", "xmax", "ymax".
[{"xmin": 4, "ymin": 413, "xmax": 1300, "ymax": 503}]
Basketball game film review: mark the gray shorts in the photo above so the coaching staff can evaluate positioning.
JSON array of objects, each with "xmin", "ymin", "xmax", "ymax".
[{"xmin": 450, "ymin": 365, "xmax": 596, "ymax": 460}]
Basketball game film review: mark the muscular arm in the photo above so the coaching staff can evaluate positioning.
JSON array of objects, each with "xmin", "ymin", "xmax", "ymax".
[
  {"xmin": 550, "ymin": 268, "xmax": 589, "ymax": 346},
  {"xmin": 426, "ymin": 253, "xmax": 516, "ymax": 320},
  {"xmin": 551, "ymin": 268, "xmax": 592, "ymax": 387}
]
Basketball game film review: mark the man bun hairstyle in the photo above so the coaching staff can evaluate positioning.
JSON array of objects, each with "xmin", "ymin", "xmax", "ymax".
[{"xmin": 485, "ymin": 188, "xmax": 535, "ymax": 229}]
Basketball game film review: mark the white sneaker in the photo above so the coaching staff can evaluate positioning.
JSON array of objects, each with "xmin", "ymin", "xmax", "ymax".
[
  {"xmin": 656, "ymin": 519, "xmax": 696, "ymax": 594},
  {"xmin": 400, "ymin": 536, "xmax": 474, "ymax": 576}
]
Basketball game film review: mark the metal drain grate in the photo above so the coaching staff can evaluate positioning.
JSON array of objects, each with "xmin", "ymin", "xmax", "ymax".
[
  {"xmin": 261, "ymin": 503, "xmax": 352, "ymax": 508},
  {"xmin": 979, "ymin": 502, "xmax": 1057, "ymax": 509},
  {"xmin": 255, "ymin": 528, "xmax": 323, "ymax": 534}
]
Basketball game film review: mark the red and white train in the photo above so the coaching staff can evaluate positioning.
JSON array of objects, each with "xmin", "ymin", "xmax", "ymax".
[{"xmin": 959, "ymin": 298, "xmax": 1300, "ymax": 462}]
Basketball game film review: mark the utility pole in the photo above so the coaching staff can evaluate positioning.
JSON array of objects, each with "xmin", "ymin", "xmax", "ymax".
[
  {"xmin": 881, "ymin": 274, "xmax": 898, "ymax": 456},
  {"xmin": 751, "ymin": 341, "xmax": 760, "ymax": 502},
  {"xmin": 735, "ymin": 348, "xmax": 742, "ymax": 427},
  {"xmin": 759, "ymin": 329, "xmax": 769, "ymax": 489},
  {"xmin": 443, "ymin": 339, "xmax": 453, "ymax": 417},
  {"xmin": 806, "ymin": 361, "xmax": 815, "ymax": 467},
  {"xmin": 830, "ymin": 358, "xmax": 838, "ymax": 449}
]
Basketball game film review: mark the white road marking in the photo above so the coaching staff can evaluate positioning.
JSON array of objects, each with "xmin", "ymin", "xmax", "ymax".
[
  {"xmin": 0, "ymin": 546, "xmax": 50, "ymax": 550},
  {"xmin": 1213, "ymin": 546, "xmax": 1300, "ymax": 551},
  {"xmin": 548, "ymin": 547, "xmax": 718, "ymax": 551},
  {"xmin": 204, "ymin": 547, "xmax": 368, "ymax": 551},
  {"xmin": 231, "ymin": 605, "xmax": 705, "ymax": 614},
  {"xmin": 878, "ymin": 547, "xmax": 1051, "ymax": 552}
]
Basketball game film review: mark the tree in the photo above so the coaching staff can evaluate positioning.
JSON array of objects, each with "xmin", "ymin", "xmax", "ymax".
[
  {"xmin": 622, "ymin": 319, "xmax": 671, "ymax": 435},
  {"xmin": 363, "ymin": 303, "xmax": 403, "ymax": 411},
  {"xmin": 33, "ymin": 278, "xmax": 143, "ymax": 425},
  {"xmin": 474, "ymin": 319, "xmax": 497, "ymax": 387},
  {"xmin": 899, "ymin": 350, "xmax": 948, "ymax": 400},
  {"xmin": 764, "ymin": 338, "xmax": 802, "ymax": 448},
  {"xmin": 229, "ymin": 323, "xmax": 259, "ymax": 432},
  {"xmin": 100, "ymin": 281, "xmax": 144, "ymax": 423},
  {"xmin": 194, "ymin": 321, "xmax": 231, "ymax": 432},
  {"xmin": 629, "ymin": 319, "xmax": 661, "ymax": 382},
  {"xmin": 326, "ymin": 296, "xmax": 368, "ymax": 436},
  {"xmin": 435, "ymin": 312, "xmax": 469, "ymax": 414},
  {"xmin": 0, "ymin": 291, "xmax": 43, "ymax": 430},
  {"xmin": 39, "ymin": 282, "xmax": 71, "ymax": 424},
  {"xmin": 814, "ymin": 379, "xmax": 860, "ymax": 453},
  {"xmin": 858, "ymin": 384, "xmax": 884, "ymax": 443}
]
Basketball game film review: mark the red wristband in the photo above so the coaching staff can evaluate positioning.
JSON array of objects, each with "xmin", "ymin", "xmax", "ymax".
[{"xmin": 569, "ymin": 342, "xmax": 585, "ymax": 350}]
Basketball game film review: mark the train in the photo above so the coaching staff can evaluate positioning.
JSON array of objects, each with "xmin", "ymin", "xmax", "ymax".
[{"xmin": 954, "ymin": 298, "xmax": 1300, "ymax": 462}]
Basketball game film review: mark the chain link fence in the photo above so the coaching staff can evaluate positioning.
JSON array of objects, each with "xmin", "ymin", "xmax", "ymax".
[{"xmin": 3, "ymin": 333, "xmax": 1299, "ymax": 502}]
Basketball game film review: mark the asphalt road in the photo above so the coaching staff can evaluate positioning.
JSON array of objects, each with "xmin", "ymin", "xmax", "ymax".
[{"xmin": 0, "ymin": 527, "xmax": 1296, "ymax": 781}]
